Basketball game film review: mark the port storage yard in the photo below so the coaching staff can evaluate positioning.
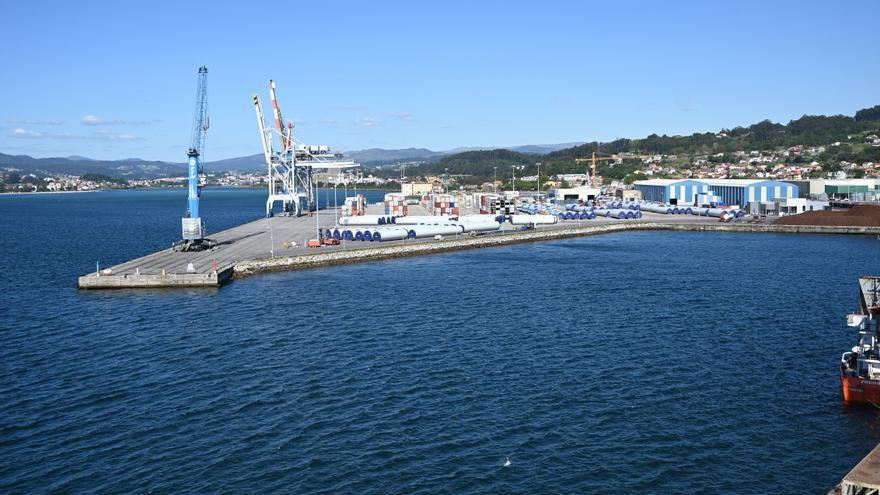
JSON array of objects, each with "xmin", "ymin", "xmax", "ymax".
[{"xmin": 77, "ymin": 197, "xmax": 880, "ymax": 289}]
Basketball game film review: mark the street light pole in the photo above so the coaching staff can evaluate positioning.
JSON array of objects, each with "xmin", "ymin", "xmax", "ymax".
[
  {"xmin": 493, "ymin": 167, "xmax": 497, "ymax": 193},
  {"xmin": 511, "ymin": 165, "xmax": 515, "ymax": 192},
  {"xmin": 536, "ymin": 162, "xmax": 542, "ymax": 198}
]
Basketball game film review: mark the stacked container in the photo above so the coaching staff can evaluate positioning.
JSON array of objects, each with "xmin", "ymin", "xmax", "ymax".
[
  {"xmin": 344, "ymin": 194, "xmax": 367, "ymax": 216},
  {"xmin": 429, "ymin": 194, "xmax": 460, "ymax": 216},
  {"xmin": 479, "ymin": 193, "xmax": 501, "ymax": 214},
  {"xmin": 384, "ymin": 193, "xmax": 408, "ymax": 216}
]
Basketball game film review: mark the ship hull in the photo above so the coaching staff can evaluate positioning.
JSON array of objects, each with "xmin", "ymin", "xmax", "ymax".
[{"xmin": 841, "ymin": 375, "xmax": 880, "ymax": 403}]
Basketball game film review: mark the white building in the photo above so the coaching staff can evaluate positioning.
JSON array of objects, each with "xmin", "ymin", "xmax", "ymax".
[
  {"xmin": 548, "ymin": 185, "xmax": 601, "ymax": 203},
  {"xmin": 400, "ymin": 182, "xmax": 434, "ymax": 196}
]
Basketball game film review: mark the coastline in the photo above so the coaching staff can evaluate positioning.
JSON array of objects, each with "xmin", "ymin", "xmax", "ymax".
[
  {"xmin": 233, "ymin": 221, "xmax": 880, "ymax": 278},
  {"xmin": 0, "ymin": 189, "xmax": 101, "ymax": 196}
]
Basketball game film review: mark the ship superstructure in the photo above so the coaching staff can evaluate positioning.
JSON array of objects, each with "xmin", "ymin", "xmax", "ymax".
[{"xmin": 840, "ymin": 276, "xmax": 880, "ymax": 404}]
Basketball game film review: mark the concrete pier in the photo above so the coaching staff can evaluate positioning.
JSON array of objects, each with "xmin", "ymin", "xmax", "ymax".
[
  {"xmin": 77, "ymin": 203, "xmax": 880, "ymax": 289},
  {"xmin": 829, "ymin": 442, "xmax": 880, "ymax": 495}
]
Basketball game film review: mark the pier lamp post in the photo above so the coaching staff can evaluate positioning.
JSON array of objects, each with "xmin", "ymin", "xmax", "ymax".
[
  {"xmin": 536, "ymin": 162, "xmax": 542, "ymax": 198},
  {"xmin": 268, "ymin": 218, "xmax": 275, "ymax": 258}
]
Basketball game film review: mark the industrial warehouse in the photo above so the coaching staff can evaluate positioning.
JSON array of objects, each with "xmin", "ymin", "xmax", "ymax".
[{"xmin": 632, "ymin": 178, "xmax": 799, "ymax": 210}]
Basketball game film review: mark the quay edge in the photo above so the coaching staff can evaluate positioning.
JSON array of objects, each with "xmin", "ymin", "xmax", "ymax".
[
  {"xmin": 78, "ymin": 222, "xmax": 880, "ymax": 289},
  {"xmin": 232, "ymin": 222, "xmax": 880, "ymax": 278},
  {"xmin": 78, "ymin": 266, "xmax": 234, "ymax": 289}
]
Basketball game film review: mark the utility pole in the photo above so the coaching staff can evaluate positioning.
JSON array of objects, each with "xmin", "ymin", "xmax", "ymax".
[
  {"xmin": 267, "ymin": 218, "xmax": 275, "ymax": 258},
  {"xmin": 536, "ymin": 162, "xmax": 542, "ymax": 198},
  {"xmin": 493, "ymin": 167, "xmax": 497, "ymax": 193},
  {"xmin": 511, "ymin": 164, "xmax": 515, "ymax": 192}
]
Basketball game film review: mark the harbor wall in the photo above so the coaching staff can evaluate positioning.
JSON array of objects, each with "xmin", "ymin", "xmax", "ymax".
[
  {"xmin": 234, "ymin": 222, "xmax": 880, "ymax": 277},
  {"xmin": 78, "ymin": 266, "xmax": 233, "ymax": 289}
]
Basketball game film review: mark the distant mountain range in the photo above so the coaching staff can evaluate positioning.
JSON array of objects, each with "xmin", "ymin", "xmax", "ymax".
[
  {"xmin": 0, "ymin": 142, "xmax": 584, "ymax": 178},
  {"xmin": 346, "ymin": 143, "xmax": 585, "ymax": 165},
  {"xmin": 346, "ymin": 147, "xmax": 445, "ymax": 164},
  {"xmin": 0, "ymin": 152, "xmax": 187, "ymax": 179}
]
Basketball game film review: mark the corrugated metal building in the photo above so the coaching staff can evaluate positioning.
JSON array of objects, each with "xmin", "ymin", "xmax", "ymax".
[
  {"xmin": 705, "ymin": 179, "xmax": 798, "ymax": 206},
  {"xmin": 634, "ymin": 178, "xmax": 798, "ymax": 206},
  {"xmin": 632, "ymin": 179, "xmax": 709, "ymax": 204}
]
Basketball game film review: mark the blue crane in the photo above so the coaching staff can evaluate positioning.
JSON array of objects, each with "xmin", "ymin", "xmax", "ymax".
[{"xmin": 181, "ymin": 65, "xmax": 210, "ymax": 250}]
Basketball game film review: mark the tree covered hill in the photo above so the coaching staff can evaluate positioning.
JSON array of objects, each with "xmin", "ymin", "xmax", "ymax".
[{"xmin": 390, "ymin": 104, "xmax": 880, "ymax": 185}]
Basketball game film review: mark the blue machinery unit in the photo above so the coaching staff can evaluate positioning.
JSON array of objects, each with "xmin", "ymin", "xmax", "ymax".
[{"xmin": 179, "ymin": 66, "xmax": 212, "ymax": 251}]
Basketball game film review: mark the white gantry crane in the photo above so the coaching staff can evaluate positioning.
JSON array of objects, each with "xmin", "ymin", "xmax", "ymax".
[{"xmin": 253, "ymin": 80, "xmax": 358, "ymax": 217}]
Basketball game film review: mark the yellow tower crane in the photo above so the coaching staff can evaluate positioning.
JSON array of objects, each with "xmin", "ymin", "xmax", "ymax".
[{"xmin": 574, "ymin": 151, "xmax": 623, "ymax": 187}]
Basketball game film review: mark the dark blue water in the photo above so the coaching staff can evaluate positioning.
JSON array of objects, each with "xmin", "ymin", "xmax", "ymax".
[{"xmin": 1, "ymin": 189, "xmax": 879, "ymax": 494}]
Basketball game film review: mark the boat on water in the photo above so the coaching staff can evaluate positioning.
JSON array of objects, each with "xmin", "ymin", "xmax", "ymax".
[{"xmin": 840, "ymin": 276, "xmax": 880, "ymax": 404}]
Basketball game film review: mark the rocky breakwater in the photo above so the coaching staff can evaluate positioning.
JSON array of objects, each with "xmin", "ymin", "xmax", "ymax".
[
  {"xmin": 232, "ymin": 221, "xmax": 880, "ymax": 278},
  {"xmin": 233, "ymin": 222, "xmax": 660, "ymax": 276}
]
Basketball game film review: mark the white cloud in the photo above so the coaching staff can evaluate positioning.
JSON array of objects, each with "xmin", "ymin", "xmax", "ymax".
[
  {"xmin": 384, "ymin": 111, "xmax": 413, "ymax": 122},
  {"xmin": 81, "ymin": 114, "xmax": 105, "ymax": 125},
  {"xmin": 92, "ymin": 130, "xmax": 140, "ymax": 141},
  {"xmin": 81, "ymin": 114, "xmax": 154, "ymax": 125},
  {"xmin": 10, "ymin": 127, "xmax": 44, "ymax": 138},
  {"xmin": 354, "ymin": 117, "xmax": 383, "ymax": 127},
  {"xmin": 7, "ymin": 118, "xmax": 63, "ymax": 125},
  {"xmin": 320, "ymin": 119, "xmax": 338, "ymax": 125},
  {"xmin": 7, "ymin": 127, "xmax": 141, "ymax": 141}
]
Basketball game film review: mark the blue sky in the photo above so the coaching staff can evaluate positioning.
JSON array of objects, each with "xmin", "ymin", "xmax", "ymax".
[{"xmin": 2, "ymin": 0, "xmax": 878, "ymax": 162}]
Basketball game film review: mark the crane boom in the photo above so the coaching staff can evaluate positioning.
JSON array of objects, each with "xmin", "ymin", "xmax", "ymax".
[
  {"xmin": 575, "ymin": 151, "xmax": 621, "ymax": 186},
  {"xmin": 269, "ymin": 80, "xmax": 292, "ymax": 149},
  {"xmin": 252, "ymin": 94, "xmax": 272, "ymax": 163},
  {"xmin": 189, "ymin": 66, "xmax": 209, "ymax": 156}
]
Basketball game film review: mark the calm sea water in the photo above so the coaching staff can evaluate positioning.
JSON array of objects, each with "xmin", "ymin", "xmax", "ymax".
[{"xmin": 1, "ymin": 188, "xmax": 879, "ymax": 494}]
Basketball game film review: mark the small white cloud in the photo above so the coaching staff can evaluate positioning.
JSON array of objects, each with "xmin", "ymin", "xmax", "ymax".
[
  {"xmin": 8, "ymin": 127, "xmax": 140, "ymax": 141},
  {"xmin": 81, "ymin": 114, "xmax": 153, "ymax": 125},
  {"xmin": 93, "ymin": 130, "xmax": 140, "ymax": 141},
  {"xmin": 10, "ymin": 127, "xmax": 44, "ymax": 138},
  {"xmin": 7, "ymin": 118, "xmax": 63, "ymax": 125},
  {"xmin": 81, "ymin": 114, "xmax": 104, "ymax": 125},
  {"xmin": 384, "ymin": 111, "xmax": 413, "ymax": 122},
  {"xmin": 320, "ymin": 119, "xmax": 338, "ymax": 126},
  {"xmin": 53, "ymin": 132, "xmax": 84, "ymax": 140},
  {"xmin": 354, "ymin": 117, "xmax": 382, "ymax": 127}
]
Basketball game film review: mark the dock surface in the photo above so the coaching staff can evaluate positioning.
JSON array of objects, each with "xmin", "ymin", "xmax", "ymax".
[
  {"xmin": 78, "ymin": 203, "xmax": 880, "ymax": 289},
  {"xmin": 829, "ymin": 442, "xmax": 880, "ymax": 495}
]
